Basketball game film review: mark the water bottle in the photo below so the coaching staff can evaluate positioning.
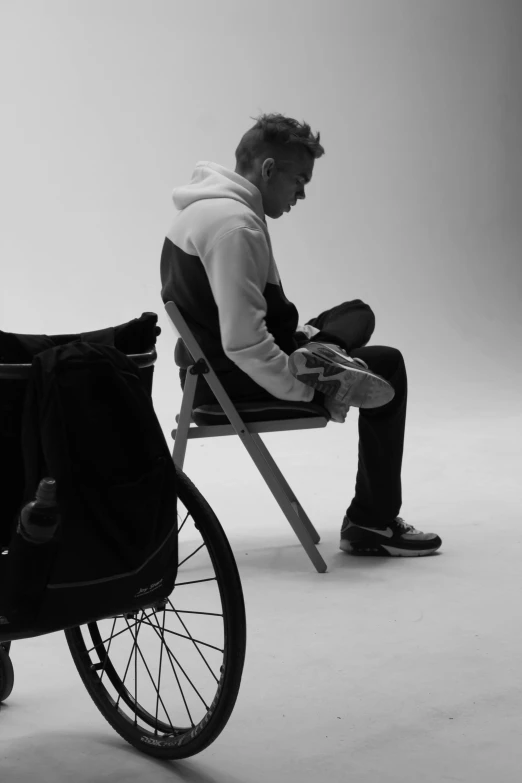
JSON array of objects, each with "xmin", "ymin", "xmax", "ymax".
[
  {"xmin": 0, "ymin": 478, "xmax": 62, "ymax": 626},
  {"xmin": 17, "ymin": 478, "xmax": 61, "ymax": 544}
]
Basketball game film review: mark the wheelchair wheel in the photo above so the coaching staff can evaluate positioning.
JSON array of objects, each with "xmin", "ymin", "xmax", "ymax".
[
  {"xmin": 64, "ymin": 466, "xmax": 246, "ymax": 760},
  {"xmin": 0, "ymin": 644, "xmax": 14, "ymax": 703}
]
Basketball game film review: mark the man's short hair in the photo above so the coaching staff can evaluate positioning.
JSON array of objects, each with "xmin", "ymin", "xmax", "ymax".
[{"xmin": 235, "ymin": 113, "xmax": 325, "ymax": 172}]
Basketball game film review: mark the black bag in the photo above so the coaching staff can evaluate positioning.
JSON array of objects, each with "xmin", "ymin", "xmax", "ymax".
[{"xmin": 0, "ymin": 313, "xmax": 178, "ymax": 637}]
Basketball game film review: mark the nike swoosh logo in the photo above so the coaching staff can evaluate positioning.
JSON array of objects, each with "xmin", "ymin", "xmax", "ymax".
[
  {"xmin": 313, "ymin": 345, "xmax": 371, "ymax": 373},
  {"xmin": 316, "ymin": 344, "xmax": 355, "ymax": 364},
  {"xmin": 357, "ymin": 525, "xmax": 394, "ymax": 538}
]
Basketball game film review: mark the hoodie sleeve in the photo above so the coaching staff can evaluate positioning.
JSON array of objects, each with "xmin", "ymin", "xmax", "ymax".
[
  {"xmin": 296, "ymin": 324, "xmax": 321, "ymax": 340},
  {"xmin": 201, "ymin": 226, "xmax": 315, "ymax": 402}
]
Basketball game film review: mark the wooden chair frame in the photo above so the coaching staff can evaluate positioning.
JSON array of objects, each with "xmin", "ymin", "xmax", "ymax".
[{"xmin": 164, "ymin": 300, "xmax": 330, "ymax": 573}]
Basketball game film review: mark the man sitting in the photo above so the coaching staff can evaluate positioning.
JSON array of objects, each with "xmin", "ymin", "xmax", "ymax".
[{"xmin": 160, "ymin": 113, "xmax": 442, "ymax": 558}]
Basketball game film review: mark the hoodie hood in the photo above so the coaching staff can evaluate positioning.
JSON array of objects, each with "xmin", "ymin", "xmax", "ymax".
[{"xmin": 172, "ymin": 161, "xmax": 266, "ymax": 222}]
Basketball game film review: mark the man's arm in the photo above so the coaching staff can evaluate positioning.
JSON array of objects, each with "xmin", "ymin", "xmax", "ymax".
[{"xmin": 201, "ymin": 226, "xmax": 314, "ymax": 403}]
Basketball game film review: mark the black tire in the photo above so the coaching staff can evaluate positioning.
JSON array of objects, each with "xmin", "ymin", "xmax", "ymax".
[
  {"xmin": 0, "ymin": 644, "xmax": 14, "ymax": 702},
  {"xmin": 64, "ymin": 466, "xmax": 246, "ymax": 760}
]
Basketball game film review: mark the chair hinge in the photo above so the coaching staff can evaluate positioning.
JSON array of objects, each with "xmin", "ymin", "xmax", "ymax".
[{"xmin": 189, "ymin": 359, "xmax": 209, "ymax": 375}]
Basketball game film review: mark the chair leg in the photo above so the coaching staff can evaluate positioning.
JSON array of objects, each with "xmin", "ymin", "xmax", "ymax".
[
  {"xmin": 168, "ymin": 360, "xmax": 326, "ymax": 571},
  {"xmin": 236, "ymin": 430, "xmax": 327, "ymax": 573},
  {"xmin": 249, "ymin": 433, "xmax": 321, "ymax": 544},
  {"xmin": 172, "ymin": 370, "xmax": 198, "ymax": 471}
]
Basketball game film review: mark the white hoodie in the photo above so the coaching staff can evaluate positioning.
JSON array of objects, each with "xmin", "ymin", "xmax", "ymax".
[{"xmin": 160, "ymin": 161, "xmax": 319, "ymax": 402}]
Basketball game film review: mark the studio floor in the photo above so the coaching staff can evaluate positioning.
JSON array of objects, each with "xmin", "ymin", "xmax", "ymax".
[{"xmin": 1, "ymin": 412, "xmax": 520, "ymax": 783}]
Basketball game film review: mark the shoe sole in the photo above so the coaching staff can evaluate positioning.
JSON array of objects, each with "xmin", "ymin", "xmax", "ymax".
[
  {"xmin": 339, "ymin": 539, "xmax": 440, "ymax": 557},
  {"xmin": 288, "ymin": 346, "xmax": 395, "ymax": 409}
]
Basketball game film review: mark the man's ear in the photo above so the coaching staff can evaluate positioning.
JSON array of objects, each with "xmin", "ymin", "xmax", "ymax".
[{"xmin": 261, "ymin": 158, "xmax": 275, "ymax": 181}]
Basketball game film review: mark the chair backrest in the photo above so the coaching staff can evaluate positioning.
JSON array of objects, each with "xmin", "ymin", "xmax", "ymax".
[{"xmin": 164, "ymin": 299, "xmax": 256, "ymax": 426}]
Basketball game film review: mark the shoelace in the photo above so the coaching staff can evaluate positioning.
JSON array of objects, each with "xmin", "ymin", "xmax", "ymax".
[{"xmin": 394, "ymin": 516, "xmax": 417, "ymax": 533}]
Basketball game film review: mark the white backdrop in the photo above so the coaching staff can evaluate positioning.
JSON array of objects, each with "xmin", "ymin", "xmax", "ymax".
[
  {"xmin": 2, "ymin": 5, "xmax": 522, "ymax": 780},
  {"xmin": 1, "ymin": 0, "xmax": 521, "ymax": 440}
]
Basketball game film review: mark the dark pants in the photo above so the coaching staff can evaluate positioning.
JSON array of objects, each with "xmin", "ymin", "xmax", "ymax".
[{"xmin": 305, "ymin": 300, "xmax": 407, "ymax": 527}]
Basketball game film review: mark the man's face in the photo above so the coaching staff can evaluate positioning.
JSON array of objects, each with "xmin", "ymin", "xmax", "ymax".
[{"xmin": 259, "ymin": 153, "xmax": 315, "ymax": 219}]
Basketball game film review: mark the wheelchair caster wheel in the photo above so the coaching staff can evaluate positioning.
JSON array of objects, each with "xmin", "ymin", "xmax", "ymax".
[{"xmin": 0, "ymin": 645, "xmax": 14, "ymax": 702}]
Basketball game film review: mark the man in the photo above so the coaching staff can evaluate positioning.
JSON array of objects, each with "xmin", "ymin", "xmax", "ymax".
[{"xmin": 160, "ymin": 113, "xmax": 442, "ymax": 557}]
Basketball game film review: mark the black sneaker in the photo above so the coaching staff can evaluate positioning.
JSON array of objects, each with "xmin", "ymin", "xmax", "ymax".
[{"xmin": 340, "ymin": 515, "xmax": 442, "ymax": 557}]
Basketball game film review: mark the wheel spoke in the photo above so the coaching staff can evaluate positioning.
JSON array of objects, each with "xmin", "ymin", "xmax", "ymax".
[
  {"xmin": 178, "ymin": 542, "xmax": 206, "ymax": 568},
  {"xmin": 118, "ymin": 613, "xmax": 179, "ymax": 732},
  {"xmin": 155, "ymin": 605, "xmax": 167, "ymax": 729},
  {"xmin": 84, "ymin": 616, "xmax": 141, "ymax": 656},
  {"xmin": 134, "ymin": 619, "xmax": 138, "ymax": 724},
  {"xmin": 137, "ymin": 615, "xmax": 224, "ymax": 655},
  {"xmin": 174, "ymin": 577, "xmax": 217, "ymax": 587},
  {"xmin": 168, "ymin": 600, "xmax": 222, "ymax": 682},
  {"xmin": 114, "ymin": 618, "xmax": 141, "ymax": 711},
  {"xmin": 169, "ymin": 609, "xmax": 223, "ymax": 618},
  {"xmin": 92, "ymin": 616, "xmax": 118, "ymax": 684},
  {"xmin": 177, "ymin": 509, "xmax": 190, "ymax": 535},
  {"xmin": 128, "ymin": 610, "xmax": 202, "ymax": 724},
  {"xmin": 137, "ymin": 608, "xmax": 212, "ymax": 714}
]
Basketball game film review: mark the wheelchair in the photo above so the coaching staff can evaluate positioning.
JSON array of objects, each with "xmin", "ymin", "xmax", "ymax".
[{"xmin": 0, "ymin": 313, "xmax": 246, "ymax": 760}]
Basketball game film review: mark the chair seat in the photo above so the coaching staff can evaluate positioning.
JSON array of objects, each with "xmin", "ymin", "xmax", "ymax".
[{"xmin": 191, "ymin": 399, "xmax": 330, "ymax": 427}]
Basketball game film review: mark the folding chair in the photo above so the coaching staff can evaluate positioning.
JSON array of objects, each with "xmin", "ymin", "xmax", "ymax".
[{"xmin": 164, "ymin": 300, "xmax": 331, "ymax": 574}]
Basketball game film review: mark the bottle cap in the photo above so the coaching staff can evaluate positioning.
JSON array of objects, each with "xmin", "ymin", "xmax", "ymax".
[{"xmin": 36, "ymin": 477, "xmax": 57, "ymax": 504}]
